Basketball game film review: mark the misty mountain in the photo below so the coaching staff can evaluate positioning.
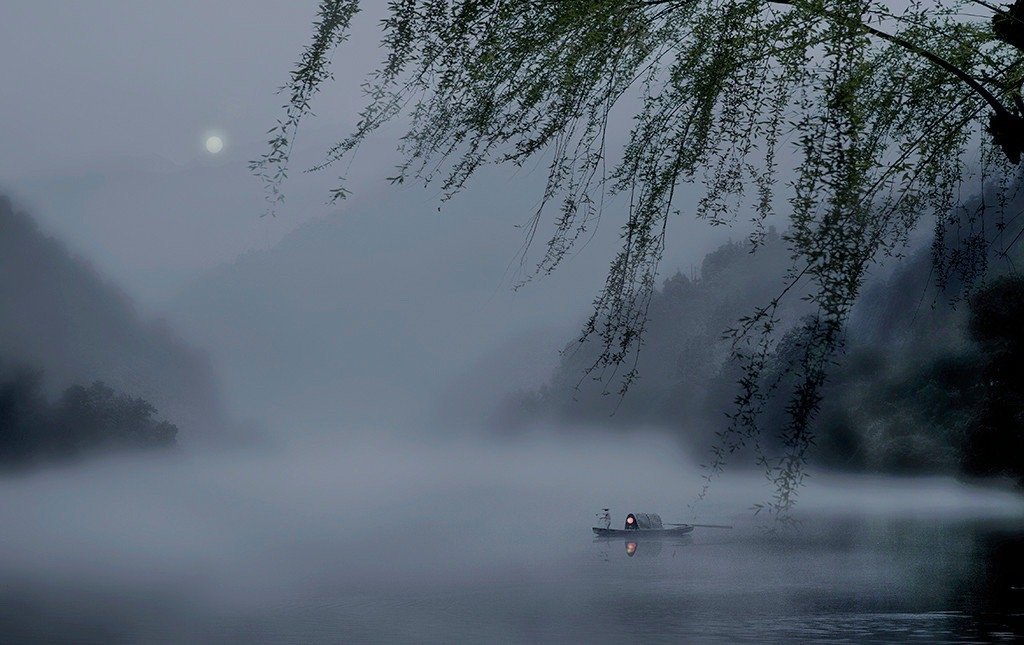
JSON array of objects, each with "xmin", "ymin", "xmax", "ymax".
[
  {"xmin": 498, "ymin": 229, "xmax": 814, "ymax": 441},
  {"xmin": 9, "ymin": 129, "xmax": 740, "ymax": 435},
  {"xmin": 0, "ymin": 195, "xmax": 227, "ymax": 439},
  {"xmin": 167, "ymin": 178, "xmax": 619, "ymax": 430},
  {"xmin": 502, "ymin": 223, "xmax": 1024, "ymax": 482},
  {"xmin": 808, "ymin": 251, "xmax": 1023, "ymax": 480},
  {"xmin": 7, "ymin": 147, "xmax": 344, "ymax": 306}
]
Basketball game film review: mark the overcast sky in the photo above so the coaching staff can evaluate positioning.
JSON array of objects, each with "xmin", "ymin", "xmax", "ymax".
[
  {"xmin": 0, "ymin": 1, "xmax": 745, "ymax": 311},
  {"xmin": 0, "ymin": 2, "xmax": 420, "ymax": 301},
  {"xmin": 0, "ymin": 1, "xmax": 373, "ymax": 173}
]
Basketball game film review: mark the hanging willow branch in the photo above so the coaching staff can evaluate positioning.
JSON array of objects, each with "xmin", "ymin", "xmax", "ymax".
[{"xmin": 255, "ymin": 0, "xmax": 1024, "ymax": 519}]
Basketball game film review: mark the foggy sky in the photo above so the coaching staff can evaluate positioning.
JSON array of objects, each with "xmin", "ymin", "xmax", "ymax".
[
  {"xmin": 0, "ymin": 1, "xmax": 385, "ymax": 304},
  {"xmin": 0, "ymin": 1, "xmax": 746, "ymax": 311},
  {"xmin": 0, "ymin": 1, "xmax": 348, "ymax": 173}
]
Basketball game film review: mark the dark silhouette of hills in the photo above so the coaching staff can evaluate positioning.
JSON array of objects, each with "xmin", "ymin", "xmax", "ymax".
[
  {"xmin": 502, "ymin": 226, "xmax": 1024, "ymax": 484},
  {"xmin": 0, "ymin": 195, "xmax": 228, "ymax": 459}
]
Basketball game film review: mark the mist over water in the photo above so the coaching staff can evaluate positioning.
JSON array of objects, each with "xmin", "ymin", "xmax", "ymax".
[{"xmin": 2, "ymin": 427, "xmax": 1022, "ymax": 642}]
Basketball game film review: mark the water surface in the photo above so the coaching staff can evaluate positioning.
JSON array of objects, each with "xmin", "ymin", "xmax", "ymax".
[{"xmin": 1, "ymin": 432, "xmax": 1021, "ymax": 643}]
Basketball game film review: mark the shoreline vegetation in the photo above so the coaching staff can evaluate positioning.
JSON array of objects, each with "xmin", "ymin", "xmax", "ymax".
[
  {"xmin": 1, "ymin": 366, "xmax": 178, "ymax": 466},
  {"xmin": 0, "ymin": 363, "xmax": 177, "ymax": 468},
  {"xmin": 501, "ymin": 230, "xmax": 1024, "ymax": 488}
]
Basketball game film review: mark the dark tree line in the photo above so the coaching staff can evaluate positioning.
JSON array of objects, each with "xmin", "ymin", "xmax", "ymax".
[
  {"xmin": 773, "ymin": 274, "xmax": 1024, "ymax": 486},
  {"xmin": 504, "ymin": 232, "xmax": 1024, "ymax": 487},
  {"xmin": 960, "ymin": 276, "xmax": 1024, "ymax": 483},
  {"xmin": 0, "ymin": 363, "xmax": 177, "ymax": 466}
]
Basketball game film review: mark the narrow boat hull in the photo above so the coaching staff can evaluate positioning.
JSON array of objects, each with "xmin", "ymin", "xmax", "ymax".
[{"xmin": 592, "ymin": 525, "xmax": 693, "ymax": 537}]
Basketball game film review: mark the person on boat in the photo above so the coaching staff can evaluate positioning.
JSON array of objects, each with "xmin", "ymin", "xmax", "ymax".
[{"xmin": 597, "ymin": 508, "xmax": 611, "ymax": 529}]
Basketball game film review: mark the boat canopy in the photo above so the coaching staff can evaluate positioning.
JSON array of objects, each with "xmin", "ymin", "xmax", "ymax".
[{"xmin": 624, "ymin": 513, "xmax": 663, "ymax": 530}]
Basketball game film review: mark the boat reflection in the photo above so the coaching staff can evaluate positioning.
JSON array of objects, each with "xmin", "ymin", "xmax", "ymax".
[{"xmin": 593, "ymin": 535, "xmax": 692, "ymax": 558}]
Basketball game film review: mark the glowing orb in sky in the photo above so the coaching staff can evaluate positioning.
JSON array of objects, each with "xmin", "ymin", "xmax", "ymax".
[{"xmin": 205, "ymin": 135, "xmax": 224, "ymax": 154}]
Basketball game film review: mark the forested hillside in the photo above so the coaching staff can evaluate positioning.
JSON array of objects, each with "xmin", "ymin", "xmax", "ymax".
[
  {"xmin": 0, "ymin": 196, "xmax": 228, "ymax": 461},
  {"xmin": 504, "ymin": 227, "xmax": 1024, "ymax": 484}
]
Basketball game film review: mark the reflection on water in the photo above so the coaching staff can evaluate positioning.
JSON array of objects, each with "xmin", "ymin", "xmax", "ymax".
[
  {"xmin": 595, "ymin": 535, "xmax": 693, "ymax": 558},
  {"xmin": 584, "ymin": 518, "xmax": 1024, "ymax": 642},
  {"xmin": 0, "ymin": 435, "xmax": 1021, "ymax": 642},
  {"xmin": 3, "ymin": 516, "xmax": 1020, "ymax": 642}
]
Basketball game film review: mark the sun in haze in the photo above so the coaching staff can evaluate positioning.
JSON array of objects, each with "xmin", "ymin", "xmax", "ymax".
[{"xmin": 205, "ymin": 135, "xmax": 224, "ymax": 154}]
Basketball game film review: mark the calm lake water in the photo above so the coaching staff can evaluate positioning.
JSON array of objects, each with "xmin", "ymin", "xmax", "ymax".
[{"xmin": 1, "ymin": 433, "xmax": 1022, "ymax": 643}]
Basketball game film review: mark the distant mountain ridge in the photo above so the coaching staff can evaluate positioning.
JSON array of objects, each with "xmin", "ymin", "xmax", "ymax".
[
  {"xmin": 501, "ymin": 218, "xmax": 1024, "ymax": 482},
  {"xmin": 167, "ymin": 177, "xmax": 632, "ymax": 430},
  {"xmin": 0, "ymin": 195, "xmax": 227, "ymax": 439}
]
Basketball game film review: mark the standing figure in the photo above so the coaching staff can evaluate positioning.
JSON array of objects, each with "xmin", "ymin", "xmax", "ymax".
[{"xmin": 596, "ymin": 508, "xmax": 611, "ymax": 529}]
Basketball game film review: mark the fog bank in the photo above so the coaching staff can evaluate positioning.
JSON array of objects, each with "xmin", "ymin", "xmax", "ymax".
[{"xmin": 1, "ymin": 429, "xmax": 1021, "ymax": 641}]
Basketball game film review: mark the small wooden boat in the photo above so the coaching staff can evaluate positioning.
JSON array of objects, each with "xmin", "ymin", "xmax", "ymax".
[
  {"xmin": 592, "ymin": 525, "xmax": 694, "ymax": 537},
  {"xmin": 592, "ymin": 512, "xmax": 694, "ymax": 537}
]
